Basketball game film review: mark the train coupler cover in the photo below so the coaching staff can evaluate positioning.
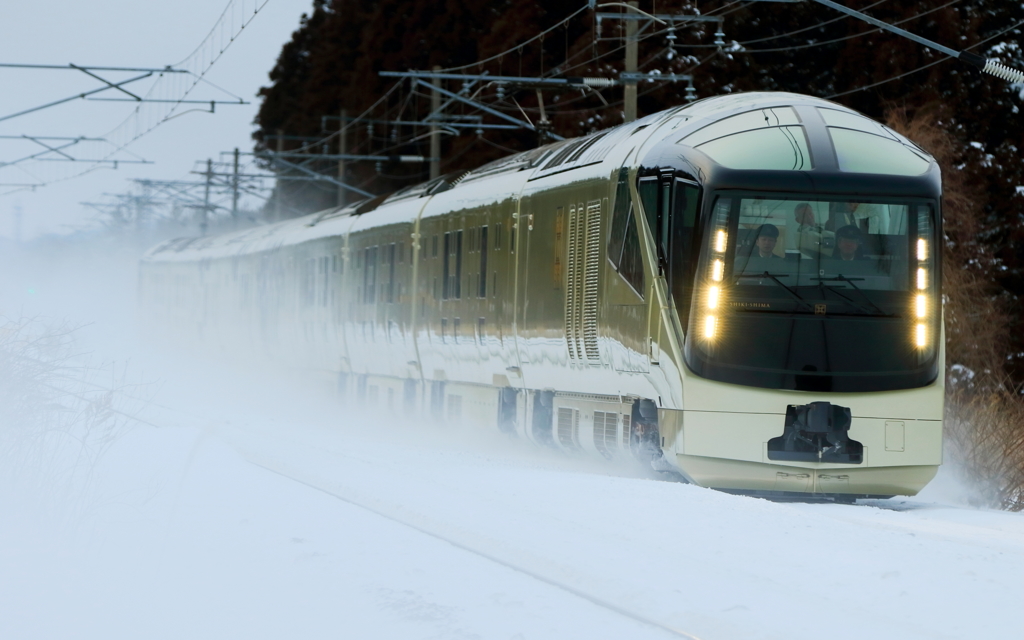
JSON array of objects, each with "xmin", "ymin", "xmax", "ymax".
[{"xmin": 767, "ymin": 401, "xmax": 863, "ymax": 464}]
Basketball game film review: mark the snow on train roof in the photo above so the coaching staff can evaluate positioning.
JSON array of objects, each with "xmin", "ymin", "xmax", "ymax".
[{"xmin": 143, "ymin": 93, "xmax": 931, "ymax": 264}]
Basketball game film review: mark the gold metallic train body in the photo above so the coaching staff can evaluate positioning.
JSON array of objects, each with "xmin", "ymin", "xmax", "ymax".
[{"xmin": 142, "ymin": 92, "xmax": 944, "ymax": 500}]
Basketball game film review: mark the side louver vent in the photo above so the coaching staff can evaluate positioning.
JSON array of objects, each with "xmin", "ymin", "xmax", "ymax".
[
  {"xmin": 565, "ymin": 205, "xmax": 583, "ymax": 360},
  {"xmin": 557, "ymin": 407, "xmax": 580, "ymax": 449},
  {"xmin": 593, "ymin": 410, "xmax": 618, "ymax": 458},
  {"xmin": 564, "ymin": 201, "xmax": 603, "ymax": 364}
]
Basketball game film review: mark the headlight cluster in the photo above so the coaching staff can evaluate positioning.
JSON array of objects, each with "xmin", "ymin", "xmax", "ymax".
[
  {"xmin": 703, "ymin": 229, "xmax": 727, "ymax": 339},
  {"xmin": 914, "ymin": 211, "xmax": 931, "ymax": 348}
]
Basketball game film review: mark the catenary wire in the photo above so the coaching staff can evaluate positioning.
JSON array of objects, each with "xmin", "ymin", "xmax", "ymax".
[{"xmin": 825, "ymin": 16, "xmax": 1024, "ymax": 98}]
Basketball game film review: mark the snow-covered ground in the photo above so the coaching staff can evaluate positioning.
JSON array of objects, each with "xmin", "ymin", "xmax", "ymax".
[{"xmin": 1, "ymin": 236, "xmax": 1022, "ymax": 640}]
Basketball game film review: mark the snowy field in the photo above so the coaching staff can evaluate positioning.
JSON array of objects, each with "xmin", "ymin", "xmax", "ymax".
[{"xmin": 1, "ymin": 236, "xmax": 1022, "ymax": 640}]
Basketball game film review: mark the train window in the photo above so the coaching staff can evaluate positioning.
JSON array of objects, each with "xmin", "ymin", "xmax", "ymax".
[
  {"xmin": 681, "ymin": 107, "xmax": 801, "ymax": 148},
  {"xmin": 637, "ymin": 177, "xmax": 659, "ymax": 244},
  {"xmin": 696, "ymin": 126, "xmax": 812, "ymax": 171},
  {"xmin": 818, "ymin": 108, "xmax": 895, "ymax": 139},
  {"xmin": 828, "ymin": 128, "xmax": 930, "ymax": 176},
  {"xmin": 442, "ymin": 230, "xmax": 463, "ymax": 300},
  {"xmin": 669, "ymin": 179, "xmax": 701, "ymax": 320},
  {"xmin": 686, "ymin": 193, "xmax": 939, "ymax": 392},
  {"xmin": 619, "ymin": 207, "xmax": 645, "ymax": 296},
  {"xmin": 494, "ymin": 222, "xmax": 503, "ymax": 250},
  {"xmin": 363, "ymin": 246, "xmax": 377, "ymax": 304},
  {"xmin": 479, "ymin": 226, "xmax": 488, "ymax": 298},
  {"xmin": 386, "ymin": 243, "xmax": 396, "ymax": 303},
  {"xmin": 608, "ymin": 167, "xmax": 645, "ymax": 297},
  {"xmin": 608, "ymin": 167, "xmax": 631, "ymax": 267},
  {"xmin": 432, "ymin": 235, "xmax": 438, "ymax": 258}
]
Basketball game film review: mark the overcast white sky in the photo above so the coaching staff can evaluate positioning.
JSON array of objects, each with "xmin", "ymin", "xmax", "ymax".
[{"xmin": 0, "ymin": 0, "xmax": 315, "ymax": 239}]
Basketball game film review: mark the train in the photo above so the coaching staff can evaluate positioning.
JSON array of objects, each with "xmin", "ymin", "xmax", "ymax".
[{"xmin": 140, "ymin": 91, "xmax": 944, "ymax": 501}]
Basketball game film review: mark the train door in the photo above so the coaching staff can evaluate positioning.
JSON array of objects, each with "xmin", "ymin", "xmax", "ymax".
[
  {"xmin": 606, "ymin": 168, "xmax": 650, "ymax": 373},
  {"xmin": 492, "ymin": 198, "xmax": 514, "ymax": 371},
  {"xmin": 512, "ymin": 193, "xmax": 536, "ymax": 370},
  {"xmin": 637, "ymin": 173, "xmax": 701, "ymax": 363}
]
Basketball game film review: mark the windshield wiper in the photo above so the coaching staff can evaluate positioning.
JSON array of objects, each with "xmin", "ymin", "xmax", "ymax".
[
  {"xmin": 735, "ymin": 271, "xmax": 816, "ymax": 313},
  {"xmin": 812, "ymin": 275, "xmax": 894, "ymax": 317}
]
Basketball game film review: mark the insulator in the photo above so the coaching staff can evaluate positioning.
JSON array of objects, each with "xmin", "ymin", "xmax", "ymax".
[
  {"xmin": 582, "ymin": 77, "xmax": 617, "ymax": 88},
  {"xmin": 714, "ymin": 30, "xmax": 726, "ymax": 47},
  {"xmin": 390, "ymin": 128, "xmax": 398, "ymax": 142},
  {"xmin": 685, "ymin": 84, "xmax": 697, "ymax": 102},
  {"xmin": 983, "ymin": 59, "xmax": 1024, "ymax": 84},
  {"xmin": 375, "ymin": 161, "xmax": 382, "ymax": 174},
  {"xmin": 367, "ymin": 124, "xmax": 374, "ymax": 137}
]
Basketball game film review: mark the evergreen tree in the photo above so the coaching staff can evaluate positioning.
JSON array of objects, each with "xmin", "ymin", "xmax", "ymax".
[{"xmin": 253, "ymin": 0, "xmax": 1024, "ymax": 384}]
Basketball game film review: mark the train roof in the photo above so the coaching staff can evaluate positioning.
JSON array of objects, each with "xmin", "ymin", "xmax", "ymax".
[{"xmin": 144, "ymin": 92, "xmax": 937, "ymax": 263}]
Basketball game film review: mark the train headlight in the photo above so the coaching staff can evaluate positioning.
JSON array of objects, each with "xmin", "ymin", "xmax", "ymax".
[
  {"xmin": 913, "ymin": 209, "xmax": 935, "ymax": 351},
  {"xmin": 704, "ymin": 315, "xmax": 717, "ymax": 338},
  {"xmin": 711, "ymin": 259, "xmax": 724, "ymax": 282},
  {"xmin": 715, "ymin": 230, "xmax": 728, "ymax": 253}
]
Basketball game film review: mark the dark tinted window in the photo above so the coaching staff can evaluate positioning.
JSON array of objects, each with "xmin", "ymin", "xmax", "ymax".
[{"xmin": 607, "ymin": 167, "xmax": 644, "ymax": 297}]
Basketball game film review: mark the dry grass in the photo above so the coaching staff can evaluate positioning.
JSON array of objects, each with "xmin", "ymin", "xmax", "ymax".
[
  {"xmin": 888, "ymin": 106, "xmax": 1024, "ymax": 510},
  {"xmin": 0, "ymin": 317, "xmax": 143, "ymax": 525}
]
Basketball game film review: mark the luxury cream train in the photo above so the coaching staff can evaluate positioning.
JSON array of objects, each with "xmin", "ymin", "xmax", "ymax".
[{"xmin": 141, "ymin": 92, "xmax": 944, "ymax": 501}]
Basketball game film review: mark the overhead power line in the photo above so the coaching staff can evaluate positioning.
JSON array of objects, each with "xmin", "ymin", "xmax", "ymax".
[{"xmin": 812, "ymin": 0, "xmax": 1024, "ymax": 83}]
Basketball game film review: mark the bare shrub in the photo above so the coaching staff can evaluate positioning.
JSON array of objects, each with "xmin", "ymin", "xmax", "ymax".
[
  {"xmin": 0, "ymin": 317, "xmax": 145, "ymax": 525},
  {"xmin": 887, "ymin": 106, "xmax": 1024, "ymax": 510}
]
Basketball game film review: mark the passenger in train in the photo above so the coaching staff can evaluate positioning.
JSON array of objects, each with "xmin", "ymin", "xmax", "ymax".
[
  {"xmin": 794, "ymin": 202, "xmax": 817, "ymax": 229},
  {"xmin": 793, "ymin": 202, "xmax": 833, "ymax": 258},
  {"xmin": 826, "ymin": 201, "xmax": 888, "ymax": 234},
  {"xmin": 832, "ymin": 225, "xmax": 867, "ymax": 261}
]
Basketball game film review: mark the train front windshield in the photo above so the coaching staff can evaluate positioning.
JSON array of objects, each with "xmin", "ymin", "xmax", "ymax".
[{"xmin": 684, "ymin": 194, "xmax": 940, "ymax": 392}]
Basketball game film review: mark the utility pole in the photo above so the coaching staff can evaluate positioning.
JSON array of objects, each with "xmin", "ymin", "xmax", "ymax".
[
  {"xmin": 430, "ymin": 66, "xmax": 441, "ymax": 180},
  {"xmin": 232, "ymin": 147, "xmax": 240, "ymax": 219},
  {"xmin": 624, "ymin": 1, "xmax": 639, "ymax": 123},
  {"xmin": 337, "ymin": 108, "xmax": 347, "ymax": 208},
  {"xmin": 274, "ymin": 129, "xmax": 284, "ymax": 222},
  {"xmin": 202, "ymin": 158, "xmax": 212, "ymax": 235}
]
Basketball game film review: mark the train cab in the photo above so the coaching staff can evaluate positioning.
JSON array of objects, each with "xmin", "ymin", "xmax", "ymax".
[{"xmin": 634, "ymin": 94, "xmax": 943, "ymax": 497}]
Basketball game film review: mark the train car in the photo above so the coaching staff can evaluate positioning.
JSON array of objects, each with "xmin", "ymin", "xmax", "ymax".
[{"xmin": 141, "ymin": 91, "xmax": 943, "ymax": 500}]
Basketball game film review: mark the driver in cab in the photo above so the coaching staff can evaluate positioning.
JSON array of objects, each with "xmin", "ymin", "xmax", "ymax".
[
  {"xmin": 832, "ymin": 225, "xmax": 867, "ymax": 261},
  {"xmin": 751, "ymin": 224, "xmax": 782, "ymax": 259}
]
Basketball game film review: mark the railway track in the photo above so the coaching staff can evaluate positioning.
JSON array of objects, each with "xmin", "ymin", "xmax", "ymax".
[{"xmin": 240, "ymin": 450, "xmax": 702, "ymax": 640}]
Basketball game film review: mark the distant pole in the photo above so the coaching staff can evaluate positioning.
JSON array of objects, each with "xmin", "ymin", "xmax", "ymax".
[
  {"xmin": 337, "ymin": 108, "xmax": 348, "ymax": 208},
  {"xmin": 232, "ymin": 147, "xmax": 240, "ymax": 219},
  {"xmin": 430, "ymin": 65, "xmax": 441, "ymax": 180},
  {"xmin": 13, "ymin": 203, "xmax": 21, "ymax": 244},
  {"xmin": 624, "ymin": 1, "xmax": 638, "ymax": 123},
  {"xmin": 202, "ymin": 158, "xmax": 212, "ymax": 236},
  {"xmin": 274, "ymin": 129, "xmax": 284, "ymax": 222}
]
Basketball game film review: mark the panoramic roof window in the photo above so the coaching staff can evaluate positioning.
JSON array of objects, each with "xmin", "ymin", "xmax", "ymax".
[
  {"xmin": 680, "ymin": 107, "xmax": 800, "ymax": 148},
  {"xmin": 695, "ymin": 126, "xmax": 813, "ymax": 171},
  {"xmin": 829, "ymin": 128, "xmax": 931, "ymax": 176},
  {"xmin": 818, "ymin": 107, "xmax": 895, "ymax": 139}
]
